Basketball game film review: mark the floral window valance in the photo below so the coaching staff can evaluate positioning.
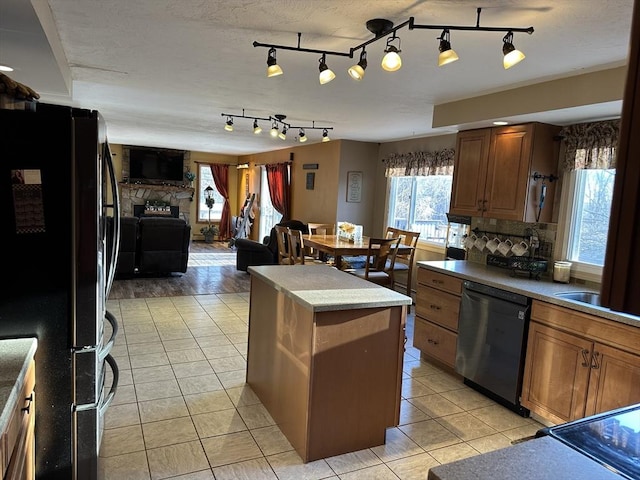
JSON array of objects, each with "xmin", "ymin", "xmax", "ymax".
[
  {"xmin": 382, "ymin": 148, "xmax": 455, "ymax": 177},
  {"xmin": 560, "ymin": 119, "xmax": 620, "ymax": 171}
]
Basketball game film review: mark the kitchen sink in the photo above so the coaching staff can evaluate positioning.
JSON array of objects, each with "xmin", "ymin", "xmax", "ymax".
[{"xmin": 554, "ymin": 291, "xmax": 601, "ymax": 306}]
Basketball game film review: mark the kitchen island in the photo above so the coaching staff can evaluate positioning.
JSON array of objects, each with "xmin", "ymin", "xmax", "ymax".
[{"xmin": 246, "ymin": 265, "xmax": 412, "ymax": 462}]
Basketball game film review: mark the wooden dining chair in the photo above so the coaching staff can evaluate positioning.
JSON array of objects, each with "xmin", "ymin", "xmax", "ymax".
[
  {"xmin": 307, "ymin": 223, "xmax": 336, "ymax": 260},
  {"xmin": 346, "ymin": 236, "xmax": 401, "ymax": 287},
  {"xmin": 287, "ymin": 229, "xmax": 323, "ymax": 265},
  {"xmin": 385, "ymin": 227, "xmax": 420, "ymax": 298},
  {"xmin": 275, "ymin": 225, "xmax": 292, "ymax": 264}
]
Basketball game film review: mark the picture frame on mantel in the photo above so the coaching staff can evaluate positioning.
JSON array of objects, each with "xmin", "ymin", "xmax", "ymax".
[{"xmin": 346, "ymin": 171, "xmax": 362, "ymax": 203}]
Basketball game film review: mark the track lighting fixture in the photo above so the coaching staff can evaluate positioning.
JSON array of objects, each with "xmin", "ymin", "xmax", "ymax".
[
  {"xmin": 318, "ymin": 54, "xmax": 336, "ymax": 85},
  {"xmin": 253, "ymin": 8, "xmax": 533, "ymax": 82},
  {"xmin": 437, "ymin": 29, "xmax": 459, "ymax": 67},
  {"xmin": 348, "ymin": 49, "xmax": 367, "ymax": 81},
  {"xmin": 221, "ymin": 110, "xmax": 333, "ymax": 143},
  {"xmin": 381, "ymin": 33, "xmax": 402, "ymax": 72},
  {"xmin": 266, "ymin": 48, "xmax": 283, "ymax": 77},
  {"xmin": 502, "ymin": 31, "xmax": 525, "ymax": 69}
]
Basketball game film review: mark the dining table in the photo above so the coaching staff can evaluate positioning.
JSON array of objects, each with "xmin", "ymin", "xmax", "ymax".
[{"xmin": 304, "ymin": 234, "xmax": 414, "ymax": 269}]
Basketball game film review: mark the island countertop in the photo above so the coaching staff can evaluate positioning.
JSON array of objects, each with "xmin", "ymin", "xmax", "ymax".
[
  {"xmin": 417, "ymin": 260, "xmax": 640, "ymax": 327},
  {"xmin": 247, "ymin": 264, "xmax": 412, "ymax": 312},
  {"xmin": 0, "ymin": 337, "xmax": 37, "ymax": 435}
]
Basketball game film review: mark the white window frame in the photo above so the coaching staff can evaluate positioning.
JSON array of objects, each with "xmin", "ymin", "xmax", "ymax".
[{"xmin": 197, "ymin": 164, "xmax": 224, "ymax": 223}]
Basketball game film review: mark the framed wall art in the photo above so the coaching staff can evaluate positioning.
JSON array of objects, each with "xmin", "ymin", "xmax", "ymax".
[{"xmin": 346, "ymin": 171, "xmax": 362, "ymax": 203}]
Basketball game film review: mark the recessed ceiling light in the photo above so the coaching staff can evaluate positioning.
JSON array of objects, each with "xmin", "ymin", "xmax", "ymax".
[
  {"xmin": 493, "ymin": 121, "xmax": 509, "ymax": 126},
  {"xmin": 0, "ymin": 64, "xmax": 14, "ymax": 72}
]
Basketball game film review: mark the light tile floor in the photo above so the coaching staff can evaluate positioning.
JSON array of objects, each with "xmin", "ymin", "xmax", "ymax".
[{"xmin": 100, "ymin": 293, "xmax": 544, "ymax": 480}]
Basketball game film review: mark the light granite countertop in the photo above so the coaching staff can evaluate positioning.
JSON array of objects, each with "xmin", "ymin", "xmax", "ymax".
[
  {"xmin": 247, "ymin": 264, "xmax": 412, "ymax": 312},
  {"xmin": 0, "ymin": 337, "xmax": 37, "ymax": 435},
  {"xmin": 417, "ymin": 260, "xmax": 640, "ymax": 327}
]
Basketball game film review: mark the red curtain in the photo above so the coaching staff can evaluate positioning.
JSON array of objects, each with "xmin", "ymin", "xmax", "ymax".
[
  {"xmin": 209, "ymin": 163, "xmax": 231, "ymax": 240},
  {"xmin": 266, "ymin": 163, "xmax": 291, "ymax": 221}
]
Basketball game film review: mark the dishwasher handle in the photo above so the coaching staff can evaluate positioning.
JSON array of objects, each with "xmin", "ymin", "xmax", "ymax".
[{"xmin": 463, "ymin": 280, "xmax": 530, "ymax": 306}]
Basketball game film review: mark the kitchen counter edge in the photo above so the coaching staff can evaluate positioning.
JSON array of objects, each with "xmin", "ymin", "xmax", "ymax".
[
  {"xmin": 0, "ymin": 337, "xmax": 37, "ymax": 435},
  {"xmin": 417, "ymin": 260, "xmax": 640, "ymax": 327}
]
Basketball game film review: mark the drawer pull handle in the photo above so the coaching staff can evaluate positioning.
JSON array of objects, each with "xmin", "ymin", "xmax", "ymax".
[
  {"xmin": 581, "ymin": 349, "xmax": 590, "ymax": 367},
  {"xmin": 429, "ymin": 304, "xmax": 441, "ymax": 310},
  {"xmin": 22, "ymin": 393, "xmax": 34, "ymax": 414},
  {"xmin": 431, "ymin": 279, "xmax": 444, "ymax": 285},
  {"xmin": 427, "ymin": 338, "xmax": 439, "ymax": 345}
]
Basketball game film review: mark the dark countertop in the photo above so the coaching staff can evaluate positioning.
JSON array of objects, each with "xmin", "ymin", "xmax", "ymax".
[
  {"xmin": 417, "ymin": 260, "xmax": 640, "ymax": 327},
  {"xmin": 427, "ymin": 436, "xmax": 625, "ymax": 480},
  {"xmin": 0, "ymin": 337, "xmax": 37, "ymax": 434}
]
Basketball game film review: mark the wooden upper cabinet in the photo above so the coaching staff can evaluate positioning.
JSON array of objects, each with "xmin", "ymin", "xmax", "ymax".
[{"xmin": 449, "ymin": 122, "xmax": 561, "ymax": 222}]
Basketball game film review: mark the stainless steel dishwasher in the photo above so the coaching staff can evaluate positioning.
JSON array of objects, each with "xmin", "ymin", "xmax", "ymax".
[{"xmin": 456, "ymin": 280, "xmax": 531, "ymax": 416}]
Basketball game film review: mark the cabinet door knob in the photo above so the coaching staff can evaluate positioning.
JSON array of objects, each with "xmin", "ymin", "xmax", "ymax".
[
  {"xmin": 477, "ymin": 199, "xmax": 483, "ymax": 211},
  {"xmin": 581, "ymin": 349, "xmax": 590, "ymax": 367}
]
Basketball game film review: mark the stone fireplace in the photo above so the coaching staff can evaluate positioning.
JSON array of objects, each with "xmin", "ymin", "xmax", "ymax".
[{"xmin": 119, "ymin": 183, "xmax": 195, "ymax": 224}]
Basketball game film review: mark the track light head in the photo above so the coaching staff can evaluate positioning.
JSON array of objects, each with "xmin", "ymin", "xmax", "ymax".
[
  {"xmin": 437, "ymin": 29, "xmax": 459, "ymax": 67},
  {"xmin": 270, "ymin": 121, "xmax": 279, "ymax": 137},
  {"xmin": 318, "ymin": 54, "xmax": 336, "ymax": 85},
  {"xmin": 266, "ymin": 48, "xmax": 283, "ymax": 77},
  {"xmin": 348, "ymin": 49, "xmax": 368, "ymax": 81},
  {"xmin": 253, "ymin": 119, "xmax": 262, "ymax": 134},
  {"xmin": 381, "ymin": 34, "xmax": 402, "ymax": 72},
  {"xmin": 224, "ymin": 117, "xmax": 234, "ymax": 132},
  {"xmin": 278, "ymin": 126, "xmax": 288, "ymax": 140},
  {"xmin": 298, "ymin": 128, "xmax": 308, "ymax": 143},
  {"xmin": 322, "ymin": 129, "xmax": 330, "ymax": 142},
  {"xmin": 502, "ymin": 31, "xmax": 525, "ymax": 69}
]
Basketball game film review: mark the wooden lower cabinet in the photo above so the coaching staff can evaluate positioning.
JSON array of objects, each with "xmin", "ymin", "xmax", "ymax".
[
  {"xmin": 414, "ymin": 268, "xmax": 462, "ymax": 368},
  {"xmin": 3, "ymin": 360, "xmax": 35, "ymax": 480},
  {"xmin": 522, "ymin": 301, "xmax": 640, "ymax": 424}
]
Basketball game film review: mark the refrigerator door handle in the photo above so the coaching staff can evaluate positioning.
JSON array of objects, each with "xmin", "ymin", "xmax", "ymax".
[
  {"xmin": 99, "ymin": 310, "xmax": 119, "ymax": 362},
  {"xmin": 99, "ymin": 354, "xmax": 119, "ymax": 416},
  {"xmin": 103, "ymin": 140, "xmax": 120, "ymax": 297}
]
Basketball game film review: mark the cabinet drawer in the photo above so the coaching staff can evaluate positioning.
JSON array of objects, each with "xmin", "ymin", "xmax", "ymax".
[
  {"xmin": 416, "ymin": 286, "xmax": 460, "ymax": 331},
  {"xmin": 413, "ymin": 317, "xmax": 457, "ymax": 368},
  {"xmin": 417, "ymin": 268, "xmax": 462, "ymax": 295}
]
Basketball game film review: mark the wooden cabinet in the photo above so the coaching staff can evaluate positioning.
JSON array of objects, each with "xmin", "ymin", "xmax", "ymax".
[
  {"xmin": 413, "ymin": 268, "xmax": 462, "ymax": 368},
  {"xmin": 2, "ymin": 359, "xmax": 35, "ymax": 480},
  {"xmin": 449, "ymin": 123, "xmax": 560, "ymax": 222},
  {"xmin": 522, "ymin": 300, "xmax": 640, "ymax": 424}
]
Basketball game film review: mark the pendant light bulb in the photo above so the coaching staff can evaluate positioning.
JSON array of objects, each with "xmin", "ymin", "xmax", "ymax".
[
  {"xmin": 253, "ymin": 119, "xmax": 262, "ymax": 134},
  {"xmin": 318, "ymin": 54, "xmax": 336, "ymax": 85},
  {"xmin": 437, "ymin": 30, "xmax": 459, "ymax": 67},
  {"xmin": 322, "ymin": 129, "xmax": 330, "ymax": 142},
  {"xmin": 298, "ymin": 129, "xmax": 308, "ymax": 143},
  {"xmin": 381, "ymin": 34, "xmax": 402, "ymax": 72},
  {"xmin": 502, "ymin": 31, "xmax": 525, "ymax": 69},
  {"xmin": 348, "ymin": 50, "xmax": 368, "ymax": 81},
  {"xmin": 266, "ymin": 47, "xmax": 283, "ymax": 77},
  {"xmin": 224, "ymin": 117, "xmax": 234, "ymax": 132},
  {"xmin": 278, "ymin": 126, "xmax": 287, "ymax": 140},
  {"xmin": 270, "ymin": 121, "xmax": 279, "ymax": 137}
]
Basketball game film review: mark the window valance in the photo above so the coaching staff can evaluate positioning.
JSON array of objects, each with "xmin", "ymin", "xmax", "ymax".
[
  {"xmin": 382, "ymin": 148, "xmax": 455, "ymax": 177},
  {"xmin": 560, "ymin": 119, "xmax": 620, "ymax": 171}
]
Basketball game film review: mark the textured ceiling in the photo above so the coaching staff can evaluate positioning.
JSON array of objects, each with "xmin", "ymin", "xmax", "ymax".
[{"xmin": 1, "ymin": 0, "xmax": 635, "ymax": 154}]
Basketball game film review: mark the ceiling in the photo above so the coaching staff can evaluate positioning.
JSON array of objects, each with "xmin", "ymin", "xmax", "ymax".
[{"xmin": 0, "ymin": 0, "xmax": 634, "ymax": 155}]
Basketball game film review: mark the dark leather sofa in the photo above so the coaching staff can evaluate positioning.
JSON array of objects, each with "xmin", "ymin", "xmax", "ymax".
[
  {"xmin": 110, "ymin": 216, "xmax": 191, "ymax": 277},
  {"xmin": 235, "ymin": 220, "xmax": 307, "ymax": 272}
]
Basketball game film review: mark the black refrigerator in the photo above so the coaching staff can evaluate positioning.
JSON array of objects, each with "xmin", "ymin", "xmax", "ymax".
[{"xmin": 0, "ymin": 103, "xmax": 120, "ymax": 479}]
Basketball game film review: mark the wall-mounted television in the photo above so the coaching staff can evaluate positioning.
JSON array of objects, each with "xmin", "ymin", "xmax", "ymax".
[{"xmin": 128, "ymin": 146, "xmax": 184, "ymax": 182}]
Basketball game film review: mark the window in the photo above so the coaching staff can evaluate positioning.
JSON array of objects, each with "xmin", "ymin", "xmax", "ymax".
[
  {"xmin": 565, "ymin": 168, "xmax": 615, "ymax": 269},
  {"xmin": 387, "ymin": 175, "xmax": 452, "ymax": 245},
  {"xmin": 258, "ymin": 167, "xmax": 282, "ymax": 240},
  {"xmin": 197, "ymin": 164, "xmax": 225, "ymax": 222}
]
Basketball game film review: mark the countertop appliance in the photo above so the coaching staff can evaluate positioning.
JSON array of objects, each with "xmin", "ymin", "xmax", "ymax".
[
  {"xmin": 445, "ymin": 213, "xmax": 470, "ymax": 260},
  {"xmin": 0, "ymin": 103, "xmax": 120, "ymax": 479},
  {"xmin": 456, "ymin": 280, "xmax": 531, "ymax": 416},
  {"xmin": 537, "ymin": 403, "xmax": 640, "ymax": 480}
]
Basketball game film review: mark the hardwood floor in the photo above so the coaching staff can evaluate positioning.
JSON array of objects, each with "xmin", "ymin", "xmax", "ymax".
[{"xmin": 108, "ymin": 241, "xmax": 250, "ymax": 300}]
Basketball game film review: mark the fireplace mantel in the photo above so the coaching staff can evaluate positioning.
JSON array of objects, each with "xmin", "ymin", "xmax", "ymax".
[{"xmin": 118, "ymin": 183, "xmax": 194, "ymax": 223}]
